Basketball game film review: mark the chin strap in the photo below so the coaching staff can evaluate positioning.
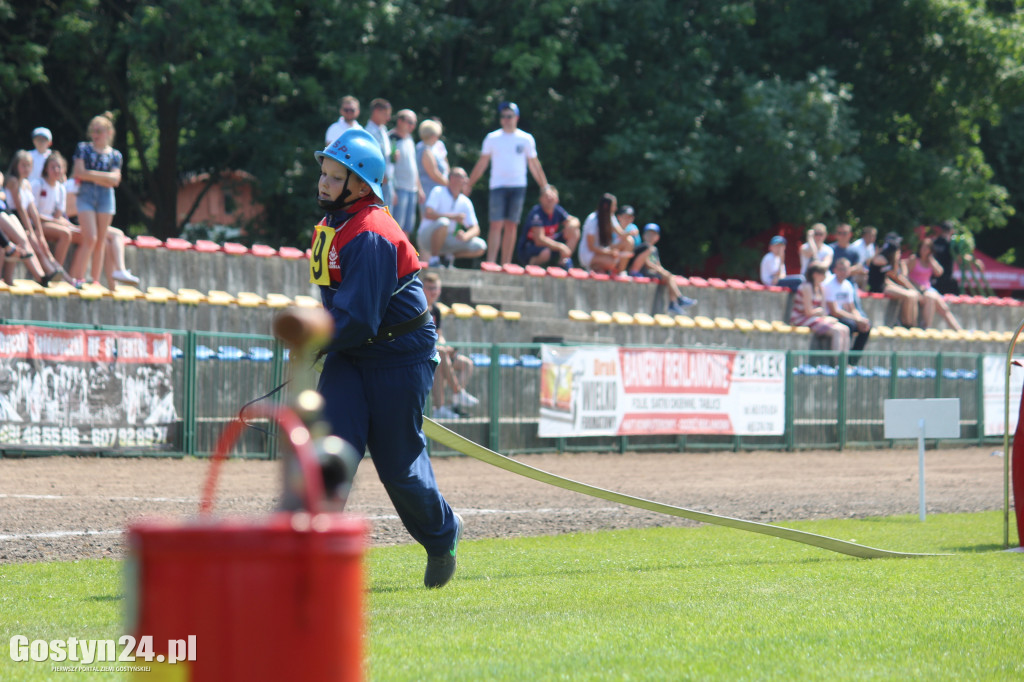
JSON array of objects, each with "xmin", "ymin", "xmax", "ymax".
[{"xmin": 317, "ymin": 173, "xmax": 360, "ymax": 212}]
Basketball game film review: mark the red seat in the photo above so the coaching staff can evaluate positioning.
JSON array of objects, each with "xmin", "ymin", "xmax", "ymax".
[
  {"xmin": 869, "ymin": 292, "xmax": 886, "ymax": 299},
  {"xmin": 480, "ymin": 262, "xmax": 503, "ymax": 273},
  {"xmin": 546, "ymin": 266, "xmax": 568, "ymax": 278},
  {"xmin": 502, "ymin": 263, "xmax": 526, "ymax": 275},
  {"xmin": 194, "ymin": 239, "xmax": 222, "ymax": 253},
  {"xmin": 725, "ymin": 278, "xmax": 748, "ymax": 290},
  {"xmin": 687, "ymin": 276, "xmax": 709, "ymax": 287},
  {"xmin": 568, "ymin": 268, "xmax": 591, "ymax": 280},
  {"xmin": 706, "ymin": 277, "xmax": 727, "ymax": 289},
  {"xmin": 223, "ymin": 242, "xmax": 249, "ymax": 256},
  {"xmin": 674, "ymin": 276, "xmax": 690, "ymax": 287},
  {"xmin": 164, "ymin": 237, "xmax": 192, "ymax": 251},
  {"xmin": 632, "ymin": 275, "xmax": 653, "ymax": 283},
  {"xmin": 767, "ymin": 285, "xmax": 788, "ymax": 293},
  {"xmin": 278, "ymin": 246, "xmax": 305, "ymax": 260},
  {"xmin": 590, "ymin": 272, "xmax": 610, "ymax": 281},
  {"xmin": 746, "ymin": 281, "xmax": 766, "ymax": 291},
  {"xmin": 133, "ymin": 235, "xmax": 163, "ymax": 249},
  {"xmin": 250, "ymin": 244, "xmax": 277, "ymax": 258},
  {"xmin": 524, "ymin": 265, "xmax": 547, "ymax": 277}
]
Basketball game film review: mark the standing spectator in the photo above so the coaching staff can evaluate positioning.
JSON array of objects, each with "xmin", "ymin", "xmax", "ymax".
[
  {"xmin": 627, "ymin": 223, "xmax": 697, "ymax": 314},
  {"xmin": 416, "ymin": 167, "xmax": 487, "ymax": 267},
  {"xmin": 824, "ymin": 258, "xmax": 871, "ymax": 363},
  {"xmin": 514, "ymin": 184, "xmax": 579, "ymax": 268},
  {"xmin": 867, "ymin": 233, "xmax": 920, "ymax": 327},
  {"xmin": 28, "ymin": 127, "xmax": 52, "ymax": 183},
  {"xmin": 325, "ymin": 95, "xmax": 361, "ymax": 145},
  {"xmin": 790, "ymin": 264, "xmax": 850, "ymax": 351},
  {"xmin": 467, "ymin": 102, "xmax": 548, "ymax": 265},
  {"xmin": 906, "ymin": 238, "xmax": 963, "ymax": 331},
  {"xmin": 829, "ymin": 224, "xmax": 866, "ymax": 281},
  {"xmin": 577, "ymin": 193, "xmax": 633, "ymax": 274},
  {"xmin": 759, "ymin": 235, "xmax": 803, "ymax": 291},
  {"xmin": 310, "ymin": 127, "xmax": 462, "ymax": 589},
  {"xmin": 363, "ymin": 98, "xmax": 394, "ymax": 206},
  {"xmin": 421, "ymin": 271, "xmax": 478, "ymax": 418},
  {"xmin": 70, "ymin": 112, "xmax": 122, "ymax": 288},
  {"xmin": 5, "ymin": 150, "xmax": 66, "ymax": 285},
  {"xmin": 389, "ymin": 109, "xmax": 421, "ymax": 235},
  {"xmin": 849, "ymin": 226, "xmax": 877, "ymax": 290},
  {"xmin": 415, "ymin": 118, "xmax": 449, "ymax": 215},
  {"xmin": 799, "ymin": 223, "xmax": 834, "ymax": 275}
]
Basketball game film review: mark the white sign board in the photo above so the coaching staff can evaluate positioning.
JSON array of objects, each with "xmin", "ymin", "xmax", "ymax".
[
  {"xmin": 883, "ymin": 399, "xmax": 961, "ymax": 439},
  {"xmin": 982, "ymin": 355, "xmax": 1024, "ymax": 436}
]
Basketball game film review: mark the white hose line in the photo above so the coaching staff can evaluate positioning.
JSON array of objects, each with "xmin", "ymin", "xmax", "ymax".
[{"xmin": 423, "ymin": 418, "xmax": 947, "ymax": 559}]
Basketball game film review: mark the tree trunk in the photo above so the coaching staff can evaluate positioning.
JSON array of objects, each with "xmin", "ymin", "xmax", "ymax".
[{"xmin": 152, "ymin": 80, "xmax": 181, "ymax": 240}]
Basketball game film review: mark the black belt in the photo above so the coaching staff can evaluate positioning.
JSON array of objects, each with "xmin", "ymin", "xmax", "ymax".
[{"xmin": 365, "ymin": 308, "xmax": 432, "ymax": 344}]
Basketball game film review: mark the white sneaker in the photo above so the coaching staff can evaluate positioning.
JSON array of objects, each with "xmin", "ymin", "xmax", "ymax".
[
  {"xmin": 432, "ymin": 405, "xmax": 459, "ymax": 419},
  {"xmin": 427, "ymin": 256, "xmax": 441, "ymax": 268},
  {"xmin": 112, "ymin": 269, "xmax": 141, "ymax": 285},
  {"xmin": 451, "ymin": 388, "xmax": 479, "ymax": 408}
]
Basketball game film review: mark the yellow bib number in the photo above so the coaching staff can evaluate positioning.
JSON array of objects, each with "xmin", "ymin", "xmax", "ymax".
[{"xmin": 309, "ymin": 225, "xmax": 336, "ymax": 285}]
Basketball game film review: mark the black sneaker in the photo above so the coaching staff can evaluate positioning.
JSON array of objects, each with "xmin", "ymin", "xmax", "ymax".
[{"xmin": 424, "ymin": 512, "xmax": 463, "ymax": 588}]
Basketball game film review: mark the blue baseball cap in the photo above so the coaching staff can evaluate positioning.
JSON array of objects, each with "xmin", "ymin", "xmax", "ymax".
[
  {"xmin": 643, "ymin": 223, "xmax": 660, "ymax": 233},
  {"xmin": 770, "ymin": 235, "xmax": 786, "ymax": 245},
  {"xmin": 499, "ymin": 101, "xmax": 520, "ymax": 117}
]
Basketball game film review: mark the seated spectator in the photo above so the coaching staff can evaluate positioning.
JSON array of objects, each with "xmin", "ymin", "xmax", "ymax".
[
  {"xmin": 416, "ymin": 118, "xmax": 449, "ymax": 217},
  {"xmin": 930, "ymin": 221, "xmax": 983, "ymax": 295},
  {"xmin": 0, "ymin": 179, "xmax": 51, "ymax": 285},
  {"xmin": 416, "ymin": 167, "xmax": 487, "ymax": 267},
  {"xmin": 421, "ymin": 271, "xmax": 478, "ymax": 418},
  {"xmin": 627, "ymin": 223, "xmax": 696, "ymax": 314},
  {"xmin": 760, "ymin": 235, "xmax": 803, "ymax": 291},
  {"xmin": 32, "ymin": 153, "xmax": 77, "ymax": 268},
  {"xmin": 514, "ymin": 184, "xmax": 579, "ymax": 268},
  {"xmin": 867, "ymin": 233, "xmax": 919, "ymax": 327},
  {"xmin": 616, "ymin": 205, "xmax": 637, "ymax": 241},
  {"xmin": 799, "ymin": 222, "xmax": 834, "ymax": 275},
  {"xmin": 849, "ymin": 226, "xmax": 877, "ymax": 290},
  {"xmin": 65, "ymin": 177, "xmax": 140, "ymax": 288},
  {"xmin": 5, "ymin": 150, "xmax": 66, "ymax": 285},
  {"xmin": 578, "ymin": 193, "xmax": 633, "ymax": 274},
  {"xmin": 824, "ymin": 258, "xmax": 871, "ymax": 363},
  {"xmin": 906, "ymin": 237, "xmax": 963, "ymax": 331},
  {"xmin": 790, "ymin": 263, "xmax": 850, "ymax": 351}
]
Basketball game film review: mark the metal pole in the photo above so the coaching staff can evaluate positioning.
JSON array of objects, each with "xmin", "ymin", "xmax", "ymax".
[{"xmin": 918, "ymin": 417, "xmax": 926, "ymax": 522}]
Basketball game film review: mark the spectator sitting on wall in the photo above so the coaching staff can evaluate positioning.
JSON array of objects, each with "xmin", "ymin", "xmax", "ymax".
[
  {"xmin": 627, "ymin": 223, "xmax": 696, "ymax": 314},
  {"xmin": 906, "ymin": 237, "xmax": 963, "ymax": 331},
  {"xmin": 824, "ymin": 258, "xmax": 871, "ymax": 364},
  {"xmin": 867, "ymin": 233, "xmax": 920, "ymax": 328},
  {"xmin": 577, "ymin": 193, "xmax": 633, "ymax": 274},
  {"xmin": 759, "ymin": 235, "xmax": 803, "ymax": 291},
  {"xmin": 514, "ymin": 184, "xmax": 579, "ymax": 269},
  {"xmin": 799, "ymin": 222, "xmax": 833, "ymax": 275},
  {"xmin": 790, "ymin": 263, "xmax": 850, "ymax": 351},
  {"xmin": 848, "ymin": 225, "xmax": 877, "ymax": 290},
  {"xmin": 421, "ymin": 271, "xmax": 478, "ymax": 418}
]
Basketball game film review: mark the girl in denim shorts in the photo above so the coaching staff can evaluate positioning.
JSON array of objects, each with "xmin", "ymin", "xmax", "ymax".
[{"xmin": 69, "ymin": 111, "xmax": 123, "ymax": 287}]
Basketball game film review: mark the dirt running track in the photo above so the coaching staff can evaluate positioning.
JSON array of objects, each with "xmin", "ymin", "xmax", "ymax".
[{"xmin": 0, "ymin": 446, "xmax": 1013, "ymax": 563}]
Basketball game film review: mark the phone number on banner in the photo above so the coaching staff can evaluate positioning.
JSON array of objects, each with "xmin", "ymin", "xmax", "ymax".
[{"xmin": 0, "ymin": 425, "xmax": 173, "ymax": 448}]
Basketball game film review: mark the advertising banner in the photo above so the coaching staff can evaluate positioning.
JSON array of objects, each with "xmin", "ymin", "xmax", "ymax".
[
  {"xmin": 0, "ymin": 325, "xmax": 177, "ymax": 450},
  {"xmin": 539, "ymin": 345, "xmax": 786, "ymax": 437},
  {"xmin": 982, "ymin": 354, "xmax": 1024, "ymax": 436}
]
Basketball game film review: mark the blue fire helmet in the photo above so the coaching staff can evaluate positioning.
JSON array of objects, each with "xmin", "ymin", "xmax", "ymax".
[{"xmin": 315, "ymin": 128, "xmax": 385, "ymax": 199}]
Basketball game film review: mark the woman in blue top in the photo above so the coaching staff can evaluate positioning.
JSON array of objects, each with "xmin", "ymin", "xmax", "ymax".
[{"xmin": 69, "ymin": 112, "xmax": 122, "ymax": 287}]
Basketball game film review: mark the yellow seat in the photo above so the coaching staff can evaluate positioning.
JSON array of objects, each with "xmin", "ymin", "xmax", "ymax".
[
  {"xmin": 450, "ymin": 303, "xmax": 476, "ymax": 319},
  {"xmin": 265, "ymin": 293, "xmax": 292, "ymax": 308},
  {"xmin": 145, "ymin": 286, "xmax": 177, "ymax": 303},
  {"xmin": 714, "ymin": 317, "xmax": 736, "ymax": 330},
  {"xmin": 78, "ymin": 282, "xmax": 110, "ymax": 300},
  {"xmin": 434, "ymin": 301, "xmax": 451, "ymax": 317},
  {"xmin": 633, "ymin": 312, "xmax": 655, "ymax": 326},
  {"xmin": 752, "ymin": 319, "xmax": 774, "ymax": 333},
  {"xmin": 43, "ymin": 282, "xmax": 76, "ymax": 298},
  {"xmin": 675, "ymin": 315, "xmax": 696, "ymax": 328},
  {"xmin": 693, "ymin": 315, "xmax": 715, "ymax": 330},
  {"xmin": 981, "ymin": 330, "xmax": 1003, "ymax": 342},
  {"xmin": 894, "ymin": 327, "xmax": 914, "ymax": 339},
  {"xmin": 733, "ymin": 318, "xmax": 755, "ymax": 332},
  {"xmin": 923, "ymin": 328, "xmax": 943, "ymax": 340},
  {"xmin": 771, "ymin": 320, "xmax": 793, "ymax": 333},
  {"xmin": 500, "ymin": 310, "xmax": 521, "ymax": 321},
  {"xmin": 939, "ymin": 329, "xmax": 959, "ymax": 340},
  {"xmin": 591, "ymin": 310, "xmax": 613, "ymax": 324},
  {"xmin": 876, "ymin": 325, "xmax": 896, "ymax": 338},
  {"xmin": 476, "ymin": 304, "xmax": 500, "ymax": 320},
  {"xmin": 293, "ymin": 295, "xmax": 322, "ymax": 309},
  {"xmin": 792, "ymin": 325, "xmax": 811, "ymax": 335},
  {"xmin": 112, "ymin": 285, "xmax": 143, "ymax": 301},
  {"xmin": 10, "ymin": 278, "xmax": 44, "ymax": 296},
  {"xmin": 237, "ymin": 292, "xmax": 265, "ymax": 308},
  {"xmin": 909, "ymin": 328, "xmax": 929, "ymax": 340},
  {"xmin": 177, "ymin": 288, "xmax": 206, "ymax": 305},
  {"xmin": 653, "ymin": 313, "xmax": 677, "ymax": 327},
  {"xmin": 998, "ymin": 330, "xmax": 1015, "ymax": 342},
  {"xmin": 0, "ymin": 279, "xmax": 8, "ymax": 293},
  {"xmin": 207, "ymin": 290, "xmax": 237, "ymax": 306},
  {"xmin": 568, "ymin": 309, "xmax": 592, "ymax": 322},
  {"xmin": 612, "ymin": 312, "xmax": 635, "ymax": 325}
]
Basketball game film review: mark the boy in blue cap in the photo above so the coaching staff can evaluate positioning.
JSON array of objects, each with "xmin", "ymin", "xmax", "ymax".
[
  {"xmin": 627, "ymin": 223, "xmax": 696, "ymax": 314},
  {"xmin": 310, "ymin": 127, "xmax": 463, "ymax": 588}
]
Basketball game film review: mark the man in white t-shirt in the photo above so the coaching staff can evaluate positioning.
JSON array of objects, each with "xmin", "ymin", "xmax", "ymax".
[
  {"xmin": 325, "ymin": 95, "xmax": 362, "ymax": 145},
  {"xmin": 363, "ymin": 98, "xmax": 394, "ymax": 207},
  {"xmin": 848, "ymin": 226, "xmax": 877, "ymax": 290},
  {"xmin": 417, "ymin": 167, "xmax": 487, "ymax": 267},
  {"xmin": 823, "ymin": 258, "xmax": 871, "ymax": 362},
  {"xmin": 467, "ymin": 101, "xmax": 548, "ymax": 265}
]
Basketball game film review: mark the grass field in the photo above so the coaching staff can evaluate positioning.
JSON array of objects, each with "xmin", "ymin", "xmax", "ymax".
[{"xmin": 1, "ymin": 511, "xmax": 1021, "ymax": 681}]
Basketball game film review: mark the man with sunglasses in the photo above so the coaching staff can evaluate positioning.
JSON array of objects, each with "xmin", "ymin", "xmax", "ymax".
[
  {"xmin": 325, "ymin": 95, "xmax": 363, "ymax": 145},
  {"xmin": 467, "ymin": 101, "xmax": 548, "ymax": 265}
]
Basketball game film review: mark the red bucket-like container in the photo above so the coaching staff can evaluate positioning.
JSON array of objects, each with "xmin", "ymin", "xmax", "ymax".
[{"xmin": 127, "ymin": 407, "xmax": 367, "ymax": 681}]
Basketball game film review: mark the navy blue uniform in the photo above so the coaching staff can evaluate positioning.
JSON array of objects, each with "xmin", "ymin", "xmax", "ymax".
[{"xmin": 311, "ymin": 196, "xmax": 458, "ymax": 555}]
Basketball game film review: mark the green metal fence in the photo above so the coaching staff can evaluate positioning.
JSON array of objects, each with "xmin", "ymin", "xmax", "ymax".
[{"xmin": 0, "ymin": 320, "xmax": 1009, "ymax": 458}]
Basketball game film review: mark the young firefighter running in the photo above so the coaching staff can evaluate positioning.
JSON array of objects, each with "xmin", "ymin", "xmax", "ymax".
[{"xmin": 310, "ymin": 128, "xmax": 463, "ymax": 588}]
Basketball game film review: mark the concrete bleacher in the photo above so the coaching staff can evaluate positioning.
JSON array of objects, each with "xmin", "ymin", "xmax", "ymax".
[{"xmin": 1, "ymin": 238, "xmax": 1021, "ymax": 354}]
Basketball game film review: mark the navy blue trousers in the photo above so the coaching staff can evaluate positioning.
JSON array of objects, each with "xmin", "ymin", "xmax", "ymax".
[{"xmin": 318, "ymin": 352, "xmax": 458, "ymax": 556}]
